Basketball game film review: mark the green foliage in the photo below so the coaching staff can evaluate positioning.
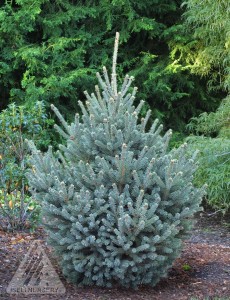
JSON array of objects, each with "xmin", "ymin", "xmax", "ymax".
[
  {"xmin": 186, "ymin": 97, "xmax": 230, "ymax": 214},
  {"xmin": 130, "ymin": 47, "xmax": 219, "ymax": 132},
  {"xmin": 182, "ymin": 0, "xmax": 230, "ymax": 91},
  {"xmin": 26, "ymin": 35, "xmax": 206, "ymax": 288},
  {"xmin": 185, "ymin": 135, "xmax": 230, "ymax": 214},
  {"xmin": 0, "ymin": 101, "xmax": 55, "ymax": 231},
  {"xmin": 182, "ymin": 263, "xmax": 191, "ymax": 271},
  {"xmin": 0, "ymin": 189, "xmax": 41, "ymax": 232},
  {"xmin": 188, "ymin": 96, "xmax": 230, "ymax": 138},
  {"xmin": 0, "ymin": 0, "xmax": 220, "ymax": 132},
  {"xmin": 182, "ymin": 0, "xmax": 230, "ymax": 214}
]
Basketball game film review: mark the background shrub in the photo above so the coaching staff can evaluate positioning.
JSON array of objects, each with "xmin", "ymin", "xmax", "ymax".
[
  {"xmin": 186, "ymin": 97, "xmax": 230, "ymax": 214},
  {"xmin": 0, "ymin": 101, "xmax": 55, "ymax": 231}
]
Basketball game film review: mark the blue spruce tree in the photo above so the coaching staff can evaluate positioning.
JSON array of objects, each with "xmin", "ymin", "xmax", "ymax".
[{"xmin": 26, "ymin": 33, "xmax": 206, "ymax": 288}]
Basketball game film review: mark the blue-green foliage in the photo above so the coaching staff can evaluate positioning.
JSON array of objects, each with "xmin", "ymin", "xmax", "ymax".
[{"xmin": 26, "ymin": 35, "xmax": 206, "ymax": 288}]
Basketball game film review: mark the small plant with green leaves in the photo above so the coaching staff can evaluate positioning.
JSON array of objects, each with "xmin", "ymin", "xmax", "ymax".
[
  {"xmin": 182, "ymin": 263, "xmax": 192, "ymax": 271},
  {"xmin": 27, "ymin": 33, "xmax": 206, "ymax": 288},
  {"xmin": 0, "ymin": 101, "xmax": 54, "ymax": 231},
  {"xmin": 0, "ymin": 189, "xmax": 41, "ymax": 231}
]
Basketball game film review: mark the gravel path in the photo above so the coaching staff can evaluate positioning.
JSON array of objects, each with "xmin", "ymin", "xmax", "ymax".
[{"xmin": 189, "ymin": 211, "xmax": 230, "ymax": 247}]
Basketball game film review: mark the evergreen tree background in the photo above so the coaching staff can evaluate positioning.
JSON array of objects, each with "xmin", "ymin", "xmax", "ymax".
[
  {"xmin": 181, "ymin": 0, "xmax": 230, "ymax": 213},
  {"xmin": 26, "ymin": 33, "xmax": 206, "ymax": 288},
  {"xmin": 0, "ymin": 0, "xmax": 221, "ymax": 135}
]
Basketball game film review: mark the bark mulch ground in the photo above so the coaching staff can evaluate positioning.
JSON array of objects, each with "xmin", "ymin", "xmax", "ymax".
[{"xmin": 0, "ymin": 211, "xmax": 229, "ymax": 300}]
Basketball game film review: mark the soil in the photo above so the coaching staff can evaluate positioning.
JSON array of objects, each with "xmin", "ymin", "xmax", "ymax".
[{"xmin": 0, "ymin": 211, "xmax": 230, "ymax": 300}]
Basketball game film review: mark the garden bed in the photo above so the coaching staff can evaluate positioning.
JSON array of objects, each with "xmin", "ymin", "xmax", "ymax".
[{"xmin": 0, "ymin": 211, "xmax": 229, "ymax": 300}]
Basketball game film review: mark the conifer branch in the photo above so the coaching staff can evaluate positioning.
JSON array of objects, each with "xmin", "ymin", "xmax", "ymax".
[{"xmin": 111, "ymin": 32, "xmax": 119, "ymax": 97}]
